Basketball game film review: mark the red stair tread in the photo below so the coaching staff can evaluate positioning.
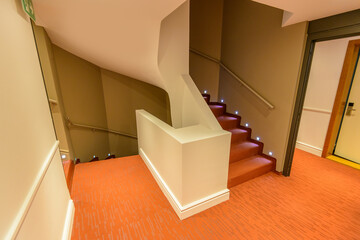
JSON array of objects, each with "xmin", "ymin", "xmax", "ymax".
[
  {"xmin": 230, "ymin": 141, "xmax": 260, "ymax": 162},
  {"xmin": 228, "ymin": 156, "xmax": 274, "ymax": 187},
  {"xmin": 217, "ymin": 115, "xmax": 239, "ymax": 129},
  {"xmin": 209, "ymin": 105, "xmax": 225, "ymax": 117},
  {"xmin": 229, "ymin": 128, "xmax": 248, "ymax": 143},
  {"xmin": 228, "ymin": 156, "xmax": 273, "ymax": 178}
]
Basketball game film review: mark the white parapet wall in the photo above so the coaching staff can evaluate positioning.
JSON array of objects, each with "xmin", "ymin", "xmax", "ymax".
[{"xmin": 136, "ymin": 110, "xmax": 231, "ymax": 219}]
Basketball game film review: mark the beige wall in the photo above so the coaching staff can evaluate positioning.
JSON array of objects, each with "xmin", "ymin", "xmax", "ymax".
[
  {"xmin": 53, "ymin": 45, "xmax": 111, "ymax": 162},
  {"xmin": 32, "ymin": 24, "xmax": 74, "ymax": 160},
  {"xmin": 0, "ymin": 0, "xmax": 71, "ymax": 238},
  {"xmin": 44, "ymin": 42, "xmax": 171, "ymax": 162},
  {"xmin": 219, "ymin": 0, "xmax": 307, "ymax": 171},
  {"xmin": 101, "ymin": 69, "xmax": 171, "ymax": 157},
  {"xmin": 190, "ymin": 0, "xmax": 223, "ymax": 101}
]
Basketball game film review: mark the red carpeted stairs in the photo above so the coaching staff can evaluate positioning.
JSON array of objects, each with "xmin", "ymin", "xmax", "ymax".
[{"xmin": 203, "ymin": 94, "xmax": 276, "ymax": 188}]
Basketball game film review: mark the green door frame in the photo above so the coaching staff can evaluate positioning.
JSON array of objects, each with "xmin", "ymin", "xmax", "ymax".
[{"xmin": 283, "ymin": 9, "xmax": 360, "ymax": 176}]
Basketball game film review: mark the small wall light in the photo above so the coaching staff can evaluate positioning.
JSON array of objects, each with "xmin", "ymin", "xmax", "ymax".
[
  {"xmin": 235, "ymin": 111, "xmax": 238, "ymax": 115},
  {"xmin": 61, "ymin": 154, "xmax": 66, "ymax": 159},
  {"xmin": 108, "ymin": 153, "xmax": 111, "ymax": 156},
  {"xmin": 204, "ymin": 90, "xmax": 207, "ymax": 94},
  {"xmin": 220, "ymin": 99, "xmax": 224, "ymax": 103},
  {"xmin": 269, "ymin": 152, "xmax": 273, "ymax": 156},
  {"xmin": 256, "ymin": 137, "xmax": 260, "ymax": 141},
  {"xmin": 245, "ymin": 123, "xmax": 249, "ymax": 127}
]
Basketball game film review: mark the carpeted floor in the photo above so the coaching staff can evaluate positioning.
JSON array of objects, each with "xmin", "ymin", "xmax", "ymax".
[{"xmin": 71, "ymin": 149, "xmax": 360, "ymax": 240}]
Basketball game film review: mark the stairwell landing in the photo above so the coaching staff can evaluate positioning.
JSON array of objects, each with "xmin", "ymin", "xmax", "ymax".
[{"xmin": 203, "ymin": 94, "xmax": 276, "ymax": 188}]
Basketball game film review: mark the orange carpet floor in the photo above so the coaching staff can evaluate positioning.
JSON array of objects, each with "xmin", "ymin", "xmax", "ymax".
[{"xmin": 71, "ymin": 149, "xmax": 360, "ymax": 240}]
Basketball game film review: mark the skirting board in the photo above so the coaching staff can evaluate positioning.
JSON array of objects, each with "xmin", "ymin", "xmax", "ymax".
[
  {"xmin": 296, "ymin": 141, "xmax": 322, "ymax": 157},
  {"xmin": 139, "ymin": 148, "xmax": 229, "ymax": 220},
  {"xmin": 62, "ymin": 200, "xmax": 75, "ymax": 240}
]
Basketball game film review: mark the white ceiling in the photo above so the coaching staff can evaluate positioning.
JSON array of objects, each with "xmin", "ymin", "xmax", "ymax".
[
  {"xmin": 253, "ymin": 0, "xmax": 360, "ymax": 26},
  {"xmin": 32, "ymin": 0, "xmax": 360, "ymax": 86},
  {"xmin": 32, "ymin": 0, "xmax": 185, "ymax": 88}
]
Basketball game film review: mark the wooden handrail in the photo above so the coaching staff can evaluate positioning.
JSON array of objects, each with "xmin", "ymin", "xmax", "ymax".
[
  {"xmin": 66, "ymin": 118, "xmax": 137, "ymax": 139},
  {"xmin": 190, "ymin": 48, "xmax": 275, "ymax": 109}
]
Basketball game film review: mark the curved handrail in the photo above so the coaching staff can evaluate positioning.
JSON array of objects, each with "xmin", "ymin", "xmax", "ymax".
[
  {"xmin": 190, "ymin": 48, "xmax": 275, "ymax": 109},
  {"xmin": 66, "ymin": 117, "xmax": 137, "ymax": 139}
]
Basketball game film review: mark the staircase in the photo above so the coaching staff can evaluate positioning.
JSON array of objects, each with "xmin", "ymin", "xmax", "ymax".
[{"xmin": 203, "ymin": 94, "xmax": 276, "ymax": 188}]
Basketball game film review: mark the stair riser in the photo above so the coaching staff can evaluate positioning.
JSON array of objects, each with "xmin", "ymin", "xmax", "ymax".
[
  {"xmin": 231, "ymin": 132, "xmax": 248, "ymax": 143},
  {"xmin": 228, "ymin": 163, "xmax": 274, "ymax": 188},
  {"xmin": 230, "ymin": 146, "xmax": 260, "ymax": 163},
  {"xmin": 203, "ymin": 94, "xmax": 210, "ymax": 104},
  {"xmin": 210, "ymin": 107, "xmax": 225, "ymax": 117},
  {"xmin": 219, "ymin": 119, "xmax": 239, "ymax": 130},
  {"xmin": 249, "ymin": 140, "xmax": 264, "ymax": 154}
]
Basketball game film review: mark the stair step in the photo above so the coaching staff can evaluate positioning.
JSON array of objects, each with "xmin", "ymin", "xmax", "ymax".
[
  {"xmin": 217, "ymin": 115, "xmax": 239, "ymax": 130},
  {"xmin": 203, "ymin": 94, "xmax": 210, "ymax": 103},
  {"xmin": 204, "ymin": 93, "xmax": 276, "ymax": 188},
  {"xmin": 209, "ymin": 105, "xmax": 225, "ymax": 117},
  {"xmin": 230, "ymin": 141, "xmax": 260, "ymax": 163},
  {"xmin": 228, "ymin": 155, "xmax": 274, "ymax": 187},
  {"xmin": 229, "ymin": 128, "xmax": 248, "ymax": 143}
]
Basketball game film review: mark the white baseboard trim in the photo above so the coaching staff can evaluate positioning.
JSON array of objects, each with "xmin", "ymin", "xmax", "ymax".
[
  {"xmin": 296, "ymin": 141, "xmax": 322, "ymax": 157},
  {"xmin": 62, "ymin": 200, "xmax": 75, "ymax": 240},
  {"xmin": 6, "ymin": 141, "xmax": 60, "ymax": 239},
  {"xmin": 139, "ymin": 148, "xmax": 229, "ymax": 220}
]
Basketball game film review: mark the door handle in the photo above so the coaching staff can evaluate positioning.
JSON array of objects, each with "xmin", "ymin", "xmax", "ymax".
[{"xmin": 346, "ymin": 102, "xmax": 356, "ymax": 116}]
